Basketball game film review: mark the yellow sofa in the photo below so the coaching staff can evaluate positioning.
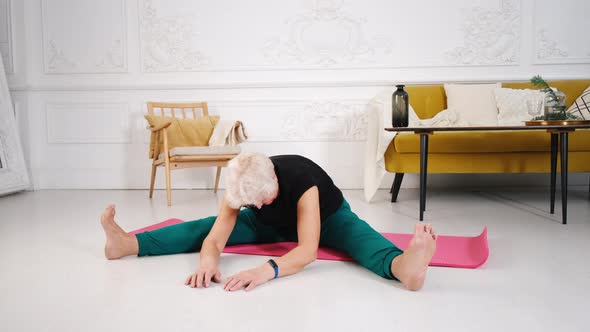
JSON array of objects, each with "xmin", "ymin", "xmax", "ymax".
[{"xmin": 385, "ymin": 80, "xmax": 590, "ymax": 197}]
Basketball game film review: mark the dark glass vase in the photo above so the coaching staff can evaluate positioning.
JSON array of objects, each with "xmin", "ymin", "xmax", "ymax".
[{"xmin": 392, "ymin": 85, "xmax": 409, "ymax": 127}]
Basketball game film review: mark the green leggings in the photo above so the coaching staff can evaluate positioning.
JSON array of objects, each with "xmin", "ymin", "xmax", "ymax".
[{"xmin": 135, "ymin": 199, "xmax": 403, "ymax": 279}]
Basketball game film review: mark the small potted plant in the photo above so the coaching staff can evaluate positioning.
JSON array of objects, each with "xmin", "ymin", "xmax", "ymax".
[{"xmin": 530, "ymin": 75, "xmax": 578, "ymax": 121}]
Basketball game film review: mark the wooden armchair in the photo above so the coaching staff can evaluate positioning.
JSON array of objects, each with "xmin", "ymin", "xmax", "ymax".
[{"xmin": 146, "ymin": 102, "xmax": 240, "ymax": 206}]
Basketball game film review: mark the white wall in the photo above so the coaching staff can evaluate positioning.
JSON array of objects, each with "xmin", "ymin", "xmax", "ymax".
[{"xmin": 3, "ymin": 0, "xmax": 590, "ymax": 191}]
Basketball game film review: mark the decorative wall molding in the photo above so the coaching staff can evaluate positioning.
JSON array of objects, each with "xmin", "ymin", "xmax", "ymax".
[
  {"xmin": 46, "ymin": 103, "xmax": 131, "ymax": 143},
  {"xmin": 281, "ymin": 102, "xmax": 368, "ymax": 141},
  {"xmin": 445, "ymin": 0, "xmax": 521, "ymax": 65},
  {"xmin": 97, "ymin": 39, "xmax": 125, "ymax": 70},
  {"xmin": 137, "ymin": 0, "xmax": 532, "ymax": 72},
  {"xmin": 139, "ymin": 0, "xmax": 210, "ymax": 72},
  {"xmin": 204, "ymin": 99, "xmax": 369, "ymax": 142},
  {"xmin": 536, "ymin": 29, "xmax": 568, "ymax": 60},
  {"xmin": 262, "ymin": 1, "xmax": 392, "ymax": 68},
  {"xmin": 533, "ymin": 0, "xmax": 590, "ymax": 64},
  {"xmin": 46, "ymin": 40, "xmax": 78, "ymax": 72},
  {"xmin": 41, "ymin": 0, "xmax": 128, "ymax": 74},
  {"xmin": 18, "ymin": 0, "xmax": 589, "ymax": 78},
  {"xmin": 0, "ymin": 0, "xmax": 13, "ymax": 73},
  {"xmin": 12, "ymin": 73, "xmax": 590, "ymax": 92}
]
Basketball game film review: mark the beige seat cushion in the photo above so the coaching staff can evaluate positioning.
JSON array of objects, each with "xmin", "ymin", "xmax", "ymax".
[
  {"xmin": 158, "ymin": 145, "xmax": 241, "ymax": 159},
  {"xmin": 169, "ymin": 145, "xmax": 241, "ymax": 156}
]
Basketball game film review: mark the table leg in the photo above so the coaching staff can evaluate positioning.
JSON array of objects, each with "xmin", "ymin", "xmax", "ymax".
[
  {"xmin": 550, "ymin": 134, "xmax": 558, "ymax": 214},
  {"xmin": 420, "ymin": 134, "xmax": 429, "ymax": 221},
  {"xmin": 560, "ymin": 132, "xmax": 568, "ymax": 225}
]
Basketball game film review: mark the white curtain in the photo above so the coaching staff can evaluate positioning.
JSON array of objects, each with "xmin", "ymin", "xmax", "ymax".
[{"xmin": 0, "ymin": 56, "xmax": 30, "ymax": 195}]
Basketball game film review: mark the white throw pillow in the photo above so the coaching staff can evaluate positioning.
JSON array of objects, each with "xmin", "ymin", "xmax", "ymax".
[
  {"xmin": 494, "ymin": 88, "xmax": 545, "ymax": 126},
  {"xmin": 444, "ymin": 83, "xmax": 501, "ymax": 126},
  {"xmin": 567, "ymin": 86, "xmax": 590, "ymax": 120}
]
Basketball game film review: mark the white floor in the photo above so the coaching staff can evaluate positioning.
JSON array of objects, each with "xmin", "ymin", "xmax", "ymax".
[{"xmin": 1, "ymin": 188, "xmax": 589, "ymax": 332}]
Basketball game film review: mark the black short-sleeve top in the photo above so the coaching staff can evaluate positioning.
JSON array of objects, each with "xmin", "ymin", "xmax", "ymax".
[{"xmin": 249, "ymin": 155, "xmax": 343, "ymax": 229}]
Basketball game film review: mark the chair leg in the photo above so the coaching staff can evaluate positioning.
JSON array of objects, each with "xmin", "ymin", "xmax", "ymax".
[
  {"xmin": 214, "ymin": 166, "xmax": 222, "ymax": 194},
  {"xmin": 149, "ymin": 164, "xmax": 157, "ymax": 199},
  {"xmin": 391, "ymin": 173, "xmax": 404, "ymax": 203},
  {"xmin": 161, "ymin": 127, "xmax": 172, "ymax": 207},
  {"xmin": 164, "ymin": 159, "xmax": 172, "ymax": 207}
]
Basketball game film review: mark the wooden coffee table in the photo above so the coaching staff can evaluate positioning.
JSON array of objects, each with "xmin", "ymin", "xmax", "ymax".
[{"xmin": 385, "ymin": 124, "xmax": 590, "ymax": 224}]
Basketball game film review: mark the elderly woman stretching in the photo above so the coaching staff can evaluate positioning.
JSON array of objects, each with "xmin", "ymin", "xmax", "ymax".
[{"xmin": 100, "ymin": 153, "xmax": 437, "ymax": 291}]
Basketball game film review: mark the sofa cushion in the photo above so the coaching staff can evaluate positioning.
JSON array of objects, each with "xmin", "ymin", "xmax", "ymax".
[
  {"xmin": 145, "ymin": 114, "xmax": 220, "ymax": 158},
  {"xmin": 567, "ymin": 86, "xmax": 590, "ymax": 120},
  {"xmin": 402, "ymin": 80, "xmax": 590, "ymax": 121},
  {"xmin": 394, "ymin": 130, "xmax": 590, "ymax": 153},
  {"xmin": 503, "ymin": 80, "xmax": 590, "ymax": 108},
  {"xmin": 494, "ymin": 88, "xmax": 544, "ymax": 125},
  {"xmin": 444, "ymin": 83, "xmax": 501, "ymax": 126}
]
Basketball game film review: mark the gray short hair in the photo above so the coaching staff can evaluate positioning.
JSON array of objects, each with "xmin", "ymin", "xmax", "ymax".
[{"xmin": 225, "ymin": 152, "xmax": 277, "ymax": 209}]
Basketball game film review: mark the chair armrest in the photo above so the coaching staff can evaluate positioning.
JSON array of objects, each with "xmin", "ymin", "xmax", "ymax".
[{"xmin": 146, "ymin": 121, "xmax": 172, "ymax": 132}]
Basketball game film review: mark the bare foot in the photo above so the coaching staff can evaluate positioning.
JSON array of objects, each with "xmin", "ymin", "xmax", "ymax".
[
  {"xmin": 390, "ymin": 223, "xmax": 437, "ymax": 291},
  {"xmin": 100, "ymin": 204, "xmax": 138, "ymax": 259}
]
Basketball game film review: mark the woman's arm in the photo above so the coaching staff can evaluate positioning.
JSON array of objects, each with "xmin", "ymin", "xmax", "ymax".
[
  {"xmin": 186, "ymin": 196, "xmax": 239, "ymax": 288},
  {"xmin": 224, "ymin": 186, "xmax": 321, "ymax": 291},
  {"xmin": 270, "ymin": 185, "xmax": 321, "ymax": 276},
  {"xmin": 201, "ymin": 196, "xmax": 240, "ymax": 255}
]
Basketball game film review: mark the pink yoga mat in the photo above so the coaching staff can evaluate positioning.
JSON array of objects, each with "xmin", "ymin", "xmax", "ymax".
[{"xmin": 131, "ymin": 219, "xmax": 489, "ymax": 269}]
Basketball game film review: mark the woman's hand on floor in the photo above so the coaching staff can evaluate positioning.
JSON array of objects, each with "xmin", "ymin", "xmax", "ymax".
[
  {"xmin": 184, "ymin": 264, "xmax": 222, "ymax": 288},
  {"xmin": 224, "ymin": 265, "xmax": 275, "ymax": 292}
]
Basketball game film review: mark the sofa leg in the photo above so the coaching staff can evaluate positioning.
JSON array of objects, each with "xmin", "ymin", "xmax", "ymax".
[{"xmin": 391, "ymin": 173, "xmax": 404, "ymax": 203}]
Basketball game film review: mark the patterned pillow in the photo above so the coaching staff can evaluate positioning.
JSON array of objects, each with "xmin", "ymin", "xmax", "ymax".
[
  {"xmin": 494, "ymin": 88, "xmax": 545, "ymax": 126},
  {"xmin": 567, "ymin": 86, "xmax": 590, "ymax": 120}
]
